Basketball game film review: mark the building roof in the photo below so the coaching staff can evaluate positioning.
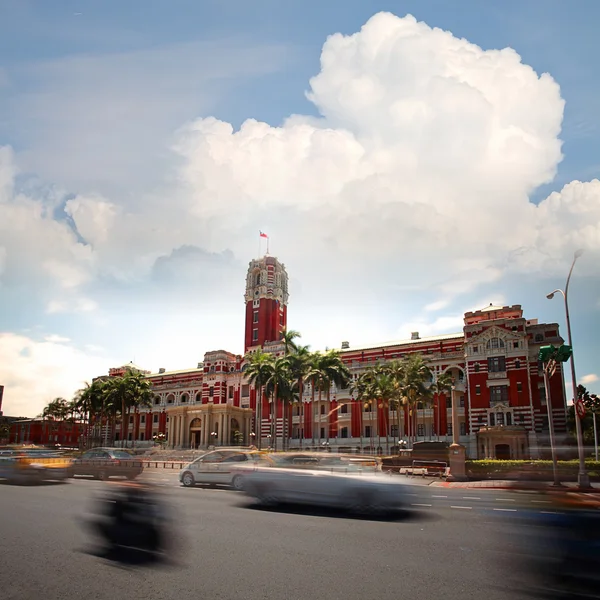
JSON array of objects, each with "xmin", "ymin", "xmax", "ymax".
[
  {"xmin": 479, "ymin": 304, "xmax": 505, "ymax": 312},
  {"xmin": 147, "ymin": 367, "xmax": 204, "ymax": 379},
  {"xmin": 340, "ymin": 332, "xmax": 464, "ymax": 353}
]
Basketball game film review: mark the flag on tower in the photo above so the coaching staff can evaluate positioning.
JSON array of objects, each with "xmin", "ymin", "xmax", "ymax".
[{"xmin": 260, "ymin": 231, "xmax": 268, "ymax": 238}]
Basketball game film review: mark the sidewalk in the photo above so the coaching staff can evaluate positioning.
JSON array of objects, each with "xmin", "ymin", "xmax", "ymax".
[{"xmin": 430, "ymin": 479, "xmax": 600, "ymax": 493}]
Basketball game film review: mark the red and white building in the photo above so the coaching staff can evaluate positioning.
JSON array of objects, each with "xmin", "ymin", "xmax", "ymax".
[{"xmin": 102, "ymin": 254, "xmax": 568, "ymax": 459}]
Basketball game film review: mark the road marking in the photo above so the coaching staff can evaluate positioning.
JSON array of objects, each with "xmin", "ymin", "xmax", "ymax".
[
  {"xmin": 540, "ymin": 511, "xmax": 564, "ymax": 515},
  {"xmin": 493, "ymin": 508, "xmax": 517, "ymax": 512},
  {"xmin": 462, "ymin": 496, "xmax": 482, "ymax": 500},
  {"xmin": 431, "ymin": 495, "xmax": 448, "ymax": 498},
  {"xmin": 495, "ymin": 498, "xmax": 515, "ymax": 502},
  {"xmin": 531, "ymin": 500, "xmax": 551, "ymax": 504},
  {"xmin": 450, "ymin": 506, "xmax": 473, "ymax": 510},
  {"xmin": 411, "ymin": 503, "xmax": 432, "ymax": 507}
]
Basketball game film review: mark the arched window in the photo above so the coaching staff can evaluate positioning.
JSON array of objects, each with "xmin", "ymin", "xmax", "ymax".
[
  {"xmin": 195, "ymin": 393, "xmax": 202, "ymax": 403},
  {"xmin": 486, "ymin": 337, "xmax": 505, "ymax": 350},
  {"xmin": 180, "ymin": 393, "xmax": 189, "ymax": 403},
  {"xmin": 166, "ymin": 394, "xmax": 175, "ymax": 404},
  {"xmin": 153, "ymin": 395, "xmax": 161, "ymax": 406}
]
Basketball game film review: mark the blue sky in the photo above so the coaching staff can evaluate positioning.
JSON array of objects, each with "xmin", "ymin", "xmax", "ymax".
[{"xmin": 0, "ymin": 0, "xmax": 599, "ymax": 416}]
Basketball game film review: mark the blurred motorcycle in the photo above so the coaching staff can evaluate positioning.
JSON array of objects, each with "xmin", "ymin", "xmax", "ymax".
[{"xmin": 85, "ymin": 481, "xmax": 172, "ymax": 557}]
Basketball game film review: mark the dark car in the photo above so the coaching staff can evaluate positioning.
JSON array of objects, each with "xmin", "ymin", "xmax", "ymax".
[{"xmin": 69, "ymin": 448, "xmax": 144, "ymax": 481}]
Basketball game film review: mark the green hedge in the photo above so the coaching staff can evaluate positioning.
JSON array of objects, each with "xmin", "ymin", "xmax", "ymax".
[{"xmin": 466, "ymin": 459, "xmax": 600, "ymax": 478}]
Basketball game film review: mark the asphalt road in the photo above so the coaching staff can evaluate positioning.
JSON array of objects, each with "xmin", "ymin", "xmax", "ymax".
[{"xmin": 0, "ymin": 474, "xmax": 549, "ymax": 600}]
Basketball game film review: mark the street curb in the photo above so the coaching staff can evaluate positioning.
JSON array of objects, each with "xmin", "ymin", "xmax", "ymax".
[{"xmin": 430, "ymin": 481, "xmax": 600, "ymax": 493}]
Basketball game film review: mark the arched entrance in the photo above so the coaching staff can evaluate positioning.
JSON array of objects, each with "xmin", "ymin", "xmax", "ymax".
[
  {"xmin": 190, "ymin": 418, "xmax": 202, "ymax": 449},
  {"xmin": 230, "ymin": 418, "xmax": 241, "ymax": 445},
  {"xmin": 495, "ymin": 443, "xmax": 511, "ymax": 460}
]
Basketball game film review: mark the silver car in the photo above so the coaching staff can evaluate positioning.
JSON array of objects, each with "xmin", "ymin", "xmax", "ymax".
[
  {"xmin": 239, "ymin": 459, "xmax": 408, "ymax": 514},
  {"xmin": 179, "ymin": 449, "xmax": 263, "ymax": 490}
]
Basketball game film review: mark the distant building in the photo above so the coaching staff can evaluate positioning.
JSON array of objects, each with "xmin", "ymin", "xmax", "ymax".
[{"xmin": 95, "ymin": 256, "xmax": 567, "ymax": 459}]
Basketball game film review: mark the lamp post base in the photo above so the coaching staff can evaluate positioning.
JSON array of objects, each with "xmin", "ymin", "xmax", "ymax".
[
  {"xmin": 577, "ymin": 472, "xmax": 592, "ymax": 489},
  {"xmin": 446, "ymin": 443, "xmax": 468, "ymax": 482}
]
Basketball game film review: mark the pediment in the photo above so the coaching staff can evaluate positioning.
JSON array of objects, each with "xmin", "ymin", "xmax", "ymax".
[{"xmin": 467, "ymin": 325, "xmax": 520, "ymax": 346}]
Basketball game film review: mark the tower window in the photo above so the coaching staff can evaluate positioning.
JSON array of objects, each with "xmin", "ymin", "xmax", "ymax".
[
  {"xmin": 253, "ymin": 311, "xmax": 258, "ymax": 323},
  {"xmin": 253, "ymin": 329, "xmax": 258, "ymax": 342},
  {"xmin": 515, "ymin": 359, "xmax": 521, "ymax": 369}
]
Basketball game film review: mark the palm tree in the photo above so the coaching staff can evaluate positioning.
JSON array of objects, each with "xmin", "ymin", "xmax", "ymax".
[
  {"xmin": 281, "ymin": 329, "xmax": 301, "ymax": 355},
  {"xmin": 287, "ymin": 345, "xmax": 311, "ymax": 449},
  {"xmin": 353, "ymin": 370, "xmax": 377, "ymax": 453},
  {"xmin": 394, "ymin": 354, "xmax": 433, "ymax": 447},
  {"xmin": 74, "ymin": 380, "xmax": 106, "ymax": 447},
  {"xmin": 319, "ymin": 350, "xmax": 351, "ymax": 445},
  {"xmin": 264, "ymin": 355, "xmax": 291, "ymax": 451},
  {"xmin": 430, "ymin": 371, "xmax": 455, "ymax": 440},
  {"xmin": 370, "ymin": 370, "xmax": 396, "ymax": 454},
  {"xmin": 306, "ymin": 352, "xmax": 326, "ymax": 447},
  {"xmin": 244, "ymin": 350, "xmax": 273, "ymax": 450}
]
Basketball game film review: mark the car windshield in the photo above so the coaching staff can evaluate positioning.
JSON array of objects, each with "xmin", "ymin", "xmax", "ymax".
[{"xmin": 109, "ymin": 451, "xmax": 135, "ymax": 459}]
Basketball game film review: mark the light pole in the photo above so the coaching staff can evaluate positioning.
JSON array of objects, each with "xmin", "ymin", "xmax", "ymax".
[{"xmin": 547, "ymin": 249, "xmax": 590, "ymax": 488}]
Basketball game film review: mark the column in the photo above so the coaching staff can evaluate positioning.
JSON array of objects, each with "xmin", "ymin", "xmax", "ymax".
[
  {"xmin": 180, "ymin": 414, "xmax": 186, "ymax": 449},
  {"xmin": 219, "ymin": 413, "xmax": 225, "ymax": 446}
]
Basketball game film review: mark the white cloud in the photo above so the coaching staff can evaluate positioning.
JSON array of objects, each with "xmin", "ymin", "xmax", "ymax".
[
  {"xmin": 0, "ymin": 333, "xmax": 114, "ymax": 417},
  {"xmin": 44, "ymin": 334, "xmax": 71, "ymax": 343},
  {"xmin": 1, "ymin": 12, "xmax": 600, "ymax": 411},
  {"xmin": 581, "ymin": 374, "xmax": 599, "ymax": 385}
]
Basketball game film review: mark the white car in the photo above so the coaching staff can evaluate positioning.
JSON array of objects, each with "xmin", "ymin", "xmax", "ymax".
[
  {"xmin": 239, "ymin": 459, "xmax": 408, "ymax": 514},
  {"xmin": 179, "ymin": 449, "xmax": 264, "ymax": 490}
]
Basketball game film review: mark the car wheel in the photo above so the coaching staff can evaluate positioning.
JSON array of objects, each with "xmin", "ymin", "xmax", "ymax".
[
  {"xmin": 181, "ymin": 471, "xmax": 195, "ymax": 487},
  {"xmin": 231, "ymin": 475, "xmax": 244, "ymax": 491},
  {"xmin": 349, "ymin": 490, "xmax": 380, "ymax": 515},
  {"xmin": 255, "ymin": 483, "xmax": 279, "ymax": 506},
  {"xmin": 96, "ymin": 470, "xmax": 107, "ymax": 481}
]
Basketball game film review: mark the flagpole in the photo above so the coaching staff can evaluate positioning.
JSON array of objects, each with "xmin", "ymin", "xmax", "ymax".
[{"xmin": 267, "ymin": 236, "xmax": 270, "ymax": 255}]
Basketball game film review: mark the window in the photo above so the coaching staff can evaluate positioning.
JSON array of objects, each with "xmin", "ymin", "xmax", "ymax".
[
  {"xmin": 153, "ymin": 414, "xmax": 159, "ymax": 424},
  {"xmin": 488, "ymin": 356, "xmax": 506, "ymax": 372},
  {"xmin": 417, "ymin": 424, "xmax": 424, "ymax": 436},
  {"xmin": 320, "ymin": 405, "xmax": 325, "ymax": 415},
  {"xmin": 539, "ymin": 386, "xmax": 547, "ymax": 405},
  {"xmin": 181, "ymin": 393, "xmax": 188, "ymax": 403},
  {"xmin": 320, "ymin": 428, "xmax": 325, "ymax": 439},
  {"xmin": 446, "ymin": 397, "xmax": 452, "ymax": 408},
  {"xmin": 253, "ymin": 329, "xmax": 258, "ymax": 342},
  {"xmin": 517, "ymin": 382, "xmax": 523, "ymax": 392},
  {"xmin": 140, "ymin": 415, "xmax": 146, "ymax": 424},
  {"xmin": 474, "ymin": 363, "xmax": 480, "ymax": 372},
  {"xmin": 515, "ymin": 359, "xmax": 521, "ymax": 369},
  {"xmin": 478, "ymin": 416, "xmax": 483, "ymax": 424},
  {"xmin": 459, "ymin": 395, "xmax": 465, "ymax": 407},
  {"xmin": 139, "ymin": 432, "xmax": 145, "ymax": 441},
  {"xmin": 513, "ymin": 341, "xmax": 519, "ymax": 349},
  {"xmin": 535, "ymin": 333, "xmax": 543, "ymax": 342},
  {"xmin": 496, "ymin": 412, "xmax": 505, "ymax": 426},
  {"xmin": 228, "ymin": 386, "xmax": 234, "ymax": 399},
  {"xmin": 340, "ymin": 427, "xmax": 348, "ymax": 439},
  {"xmin": 340, "ymin": 403, "xmax": 348, "ymax": 414},
  {"xmin": 490, "ymin": 385, "xmax": 509, "ymax": 405},
  {"xmin": 487, "ymin": 337, "xmax": 505, "ymax": 349},
  {"xmin": 518, "ymin": 414, "xmax": 525, "ymax": 424},
  {"xmin": 241, "ymin": 385, "xmax": 249, "ymax": 398},
  {"xmin": 195, "ymin": 393, "xmax": 202, "ymax": 403},
  {"xmin": 391, "ymin": 425, "xmax": 398, "ymax": 437},
  {"xmin": 447, "ymin": 423, "xmax": 453, "ymax": 436},
  {"xmin": 129, "ymin": 416, "xmax": 134, "ymax": 424},
  {"xmin": 460, "ymin": 422, "xmax": 466, "ymax": 435},
  {"xmin": 489, "ymin": 413, "xmax": 495, "ymax": 426},
  {"xmin": 154, "ymin": 396, "xmax": 161, "ymax": 406},
  {"xmin": 253, "ymin": 311, "xmax": 258, "ymax": 323},
  {"xmin": 506, "ymin": 413, "xmax": 512, "ymax": 426},
  {"xmin": 365, "ymin": 426, "xmax": 372, "ymax": 438},
  {"xmin": 209, "ymin": 386, "xmax": 214, "ymax": 397},
  {"xmin": 167, "ymin": 394, "xmax": 174, "ymax": 404},
  {"xmin": 475, "ymin": 385, "xmax": 481, "ymax": 395},
  {"xmin": 473, "ymin": 345, "xmax": 479, "ymax": 354}
]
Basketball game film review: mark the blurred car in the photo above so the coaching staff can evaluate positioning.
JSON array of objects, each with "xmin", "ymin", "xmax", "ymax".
[
  {"xmin": 69, "ymin": 448, "xmax": 143, "ymax": 481},
  {"xmin": 179, "ymin": 448, "xmax": 265, "ymax": 489},
  {"xmin": 239, "ymin": 455, "xmax": 408, "ymax": 514},
  {"xmin": 264, "ymin": 452, "xmax": 382, "ymax": 472},
  {"xmin": 0, "ymin": 448, "xmax": 71, "ymax": 484}
]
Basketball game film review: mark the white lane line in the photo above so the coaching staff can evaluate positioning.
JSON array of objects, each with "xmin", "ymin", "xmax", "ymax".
[
  {"xmin": 531, "ymin": 500, "xmax": 551, "ymax": 504},
  {"xmin": 431, "ymin": 495, "xmax": 448, "ymax": 498},
  {"xmin": 495, "ymin": 498, "xmax": 516, "ymax": 502},
  {"xmin": 462, "ymin": 496, "xmax": 482, "ymax": 500},
  {"xmin": 493, "ymin": 508, "xmax": 517, "ymax": 512},
  {"xmin": 540, "ymin": 511, "xmax": 564, "ymax": 515},
  {"xmin": 450, "ymin": 506, "xmax": 473, "ymax": 510},
  {"xmin": 411, "ymin": 503, "xmax": 432, "ymax": 507}
]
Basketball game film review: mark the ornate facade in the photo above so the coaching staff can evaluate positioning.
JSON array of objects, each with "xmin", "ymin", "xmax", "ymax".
[{"xmin": 102, "ymin": 256, "xmax": 568, "ymax": 459}]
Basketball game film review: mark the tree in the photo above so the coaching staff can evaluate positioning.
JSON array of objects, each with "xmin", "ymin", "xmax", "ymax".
[
  {"xmin": 264, "ymin": 355, "xmax": 291, "ymax": 451},
  {"xmin": 244, "ymin": 350, "xmax": 273, "ymax": 450},
  {"xmin": 73, "ymin": 380, "xmax": 106, "ymax": 447},
  {"xmin": 318, "ymin": 350, "xmax": 351, "ymax": 445},
  {"xmin": 286, "ymin": 344, "xmax": 311, "ymax": 449},
  {"xmin": 429, "ymin": 371, "xmax": 455, "ymax": 440}
]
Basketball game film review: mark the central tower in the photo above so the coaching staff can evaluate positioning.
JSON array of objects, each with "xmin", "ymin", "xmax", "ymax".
[{"xmin": 244, "ymin": 256, "xmax": 289, "ymax": 353}]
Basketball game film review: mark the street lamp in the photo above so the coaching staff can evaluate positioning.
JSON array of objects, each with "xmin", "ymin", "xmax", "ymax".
[{"xmin": 546, "ymin": 249, "xmax": 590, "ymax": 488}]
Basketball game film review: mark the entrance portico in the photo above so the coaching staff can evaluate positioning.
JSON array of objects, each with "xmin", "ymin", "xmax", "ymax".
[{"xmin": 167, "ymin": 405, "xmax": 253, "ymax": 449}]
